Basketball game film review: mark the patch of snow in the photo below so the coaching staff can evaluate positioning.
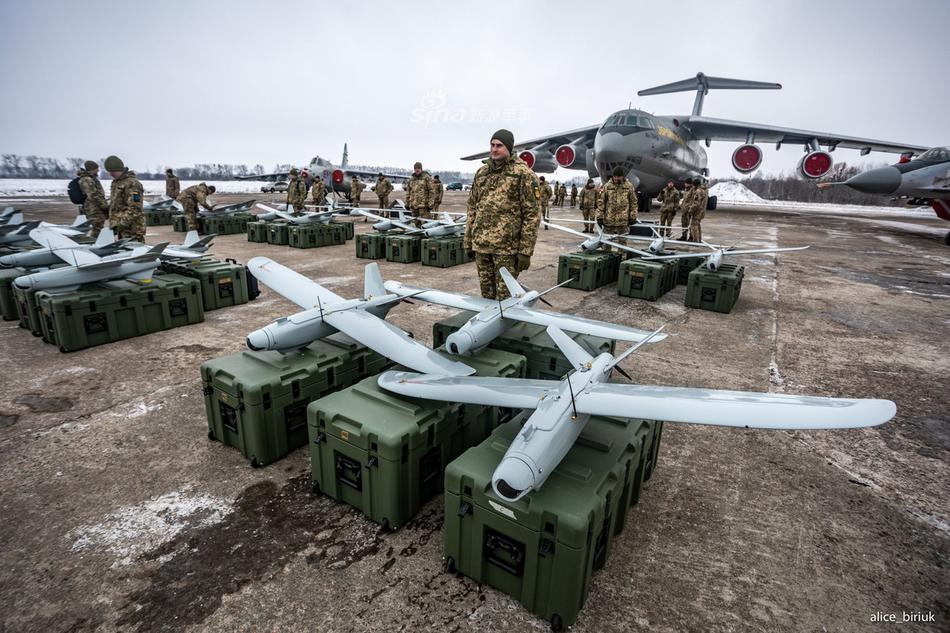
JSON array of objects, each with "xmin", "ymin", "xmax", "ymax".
[
  {"xmin": 708, "ymin": 181, "xmax": 764, "ymax": 203},
  {"xmin": 0, "ymin": 178, "xmax": 267, "ymax": 198}
]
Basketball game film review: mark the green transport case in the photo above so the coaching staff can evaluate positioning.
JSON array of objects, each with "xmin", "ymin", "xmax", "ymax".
[
  {"xmin": 0, "ymin": 267, "xmax": 25, "ymax": 321},
  {"xmin": 556, "ymin": 250, "xmax": 622, "ymax": 291},
  {"xmin": 145, "ymin": 209, "xmax": 175, "ymax": 226},
  {"xmin": 247, "ymin": 220, "xmax": 270, "ymax": 243},
  {"xmin": 684, "ymin": 263, "xmax": 744, "ymax": 313},
  {"xmin": 331, "ymin": 220, "xmax": 355, "ymax": 240},
  {"xmin": 172, "ymin": 214, "xmax": 188, "ymax": 232},
  {"xmin": 674, "ymin": 253, "xmax": 708, "ymax": 285},
  {"xmin": 421, "ymin": 236, "xmax": 471, "ymax": 268},
  {"xmin": 355, "ymin": 232, "xmax": 389, "ymax": 259},
  {"xmin": 14, "ymin": 285, "xmax": 44, "ymax": 336},
  {"xmin": 443, "ymin": 413, "xmax": 660, "ymax": 630},
  {"xmin": 307, "ymin": 347, "xmax": 526, "ymax": 530},
  {"xmin": 201, "ymin": 334, "xmax": 390, "ymax": 468},
  {"xmin": 385, "ymin": 234, "xmax": 423, "ymax": 263},
  {"xmin": 617, "ymin": 258, "xmax": 678, "ymax": 301},
  {"xmin": 288, "ymin": 223, "xmax": 347, "ymax": 249},
  {"xmin": 158, "ymin": 258, "xmax": 253, "ymax": 311},
  {"xmin": 266, "ymin": 222, "xmax": 290, "ymax": 245}
]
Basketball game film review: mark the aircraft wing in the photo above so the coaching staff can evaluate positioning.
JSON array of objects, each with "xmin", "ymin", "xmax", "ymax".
[
  {"xmin": 684, "ymin": 116, "xmax": 929, "ymax": 155},
  {"xmin": 383, "ymin": 280, "xmax": 495, "ymax": 312},
  {"xmin": 235, "ymin": 171, "xmax": 289, "ymax": 181},
  {"xmin": 377, "ymin": 371, "xmax": 554, "ymax": 408},
  {"xmin": 247, "ymin": 256, "xmax": 344, "ymax": 309},
  {"xmin": 353, "ymin": 209, "xmax": 420, "ymax": 232},
  {"xmin": 502, "ymin": 306, "xmax": 665, "ymax": 344},
  {"xmin": 28, "ymin": 228, "xmax": 101, "ymax": 266},
  {"xmin": 576, "ymin": 383, "xmax": 896, "ymax": 429},
  {"xmin": 345, "ymin": 168, "xmax": 409, "ymax": 182},
  {"xmin": 460, "ymin": 124, "xmax": 601, "ymax": 160},
  {"xmin": 322, "ymin": 311, "xmax": 476, "ymax": 376},
  {"xmin": 644, "ymin": 246, "xmax": 808, "ymax": 261}
]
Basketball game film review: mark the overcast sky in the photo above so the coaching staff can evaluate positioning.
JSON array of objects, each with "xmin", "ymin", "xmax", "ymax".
[{"xmin": 1, "ymin": 0, "xmax": 947, "ymax": 180}]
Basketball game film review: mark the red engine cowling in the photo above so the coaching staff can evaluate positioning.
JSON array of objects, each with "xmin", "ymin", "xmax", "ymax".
[
  {"xmin": 331, "ymin": 169, "xmax": 345, "ymax": 184},
  {"xmin": 731, "ymin": 144, "xmax": 763, "ymax": 173},
  {"xmin": 798, "ymin": 151, "xmax": 833, "ymax": 179},
  {"xmin": 518, "ymin": 150, "xmax": 557, "ymax": 173},
  {"xmin": 555, "ymin": 144, "xmax": 586, "ymax": 169}
]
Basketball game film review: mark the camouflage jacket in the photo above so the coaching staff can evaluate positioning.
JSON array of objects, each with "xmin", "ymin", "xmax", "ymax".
[
  {"xmin": 165, "ymin": 174, "xmax": 180, "ymax": 199},
  {"xmin": 693, "ymin": 185, "xmax": 708, "ymax": 212},
  {"xmin": 179, "ymin": 183, "xmax": 212, "ymax": 208},
  {"xmin": 570, "ymin": 185, "xmax": 578, "ymax": 200},
  {"xmin": 109, "ymin": 170, "xmax": 144, "ymax": 220},
  {"xmin": 405, "ymin": 172, "xmax": 433, "ymax": 210},
  {"xmin": 77, "ymin": 170, "xmax": 108, "ymax": 212},
  {"xmin": 464, "ymin": 156, "xmax": 540, "ymax": 256},
  {"xmin": 287, "ymin": 176, "xmax": 308, "ymax": 204},
  {"xmin": 657, "ymin": 186, "xmax": 681, "ymax": 212},
  {"xmin": 557, "ymin": 184, "xmax": 567, "ymax": 197},
  {"xmin": 433, "ymin": 182, "xmax": 444, "ymax": 205},
  {"xmin": 578, "ymin": 185, "xmax": 597, "ymax": 210},
  {"xmin": 375, "ymin": 177, "xmax": 393, "ymax": 198},
  {"xmin": 310, "ymin": 179, "xmax": 326, "ymax": 202},
  {"xmin": 539, "ymin": 182, "xmax": 552, "ymax": 204},
  {"xmin": 680, "ymin": 184, "xmax": 696, "ymax": 210},
  {"xmin": 598, "ymin": 178, "xmax": 636, "ymax": 226},
  {"xmin": 350, "ymin": 180, "xmax": 365, "ymax": 199}
]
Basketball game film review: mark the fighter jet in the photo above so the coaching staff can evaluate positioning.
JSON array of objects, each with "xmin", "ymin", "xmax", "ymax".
[
  {"xmin": 819, "ymin": 146, "xmax": 950, "ymax": 244},
  {"xmin": 644, "ymin": 241, "xmax": 809, "ymax": 271},
  {"xmin": 254, "ymin": 203, "xmax": 336, "ymax": 225},
  {"xmin": 354, "ymin": 209, "xmax": 466, "ymax": 237},
  {"xmin": 462, "ymin": 72, "xmax": 928, "ymax": 212},
  {"xmin": 378, "ymin": 324, "xmax": 896, "ymax": 502},
  {"xmin": 0, "ymin": 229, "xmax": 131, "ymax": 268},
  {"xmin": 245, "ymin": 257, "xmax": 475, "ymax": 376},
  {"xmin": 384, "ymin": 266, "xmax": 665, "ymax": 355},
  {"xmin": 14, "ymin": 229, "xmax": 167, "ymax": 292}
]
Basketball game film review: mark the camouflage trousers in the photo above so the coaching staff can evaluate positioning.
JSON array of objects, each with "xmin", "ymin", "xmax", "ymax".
[
  {"xmin": 680, "ymin": 207, "xmax": 695, "ymax": 239},
  {"xmin": 180, "ymin": 199, "xmax": 199, "ymax": 231},
  {"xmin": 432, "ymin": 202, "xmax": 441, "ymax": 214},
  {"xmin": 601, "ymin": 224, "xmax": 628, "ymax": 253},
  {"xmin": 659, "ymin": 210, "xmax": 677, "ymax": 237},
  {"xmin": 581, "ymin": 206, "xmax": 595, "ymax": 232},
  {"xmin": 351, "ymin": 194, "xmax": 361, "ymax": 207},
  {"xmin": 83, "ymin": 202, "xmax": 108, "ymax": 238},
  {"xmin": 411, "ymin": 207, "xmax": 432, "ymax": 221},
  {"xmin": 474, "ymin": 252, "xmax": 519, "ymax": 300},
  {"xmin": 570, "ymin": 195, "xmax": 577, "ymax": 208},
  {"xmin": 111, "ymin": 210, "xmax": 146, "ymax": 243},
  {"xmin": 378, "ymin": 195, "xmax": 389, "ymax": 209},
  {"xmin": 290, "ymin": 201, "xmax": 305, "ymax": 213},
  {"xmin": 689, "ymin": 209, "xmax": 705, "ymax": 243},
  {"xmin": 541, "ymin": 203, "xmax": 549, "ymax": 229}
]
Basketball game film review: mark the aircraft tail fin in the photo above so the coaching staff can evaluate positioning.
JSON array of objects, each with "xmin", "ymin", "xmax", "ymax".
[
  {"xmin": 498, "ymin": 267, "xmax": 526, "ymax": 298},
  {"xmin": 638, "ymin": 72, "xmax": 781, "ymax": 116},
  {"xmin": 71, "ymin": 214, "xmax": 89, "ymax": 228},
  {"xmin": 341, "ymin": 143, "xmax": 348, "ymax": 169},
  {"xmin": 545, "ymin": 325, "xmax": 594, "ymax": 371},
  {"xmin": 363, "ymin": 262, "xmax": 385, "ymax": 299}
]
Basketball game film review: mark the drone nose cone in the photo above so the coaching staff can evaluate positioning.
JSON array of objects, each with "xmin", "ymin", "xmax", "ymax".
[
  {"xmin": 492, "ymin": 457, "xmax": 535, "ymax": 501},
  {"xmin": 845, "ymin": 166, "xmax": 902, "ymax": 194},
  {"xmin": 245, "ymin": 329, "xmax": 271, "ymax": 352},
  {"xmin": 13, "ymin": 274, "xmax": 34, "ymax": 290},
  {"xmin": 445, "ymin": 330, "xmax": 475, "ymax": 356},
  {"xmin": 0, "ymin": 254, "xmax": 15, "ymax": 266}
]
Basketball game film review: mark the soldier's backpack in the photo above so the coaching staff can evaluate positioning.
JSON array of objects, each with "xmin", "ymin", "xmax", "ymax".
[{"xmin": 67, "ymin": 177, "xmax": 86, "ymax": 205}]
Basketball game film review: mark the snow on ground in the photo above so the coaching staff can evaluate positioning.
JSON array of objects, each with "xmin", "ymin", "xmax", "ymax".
[
  {"xmin": 0, "ymin": 178, "xmax": 267, "ymax": 197},
  {"xmin": 709, "ymin": 181, "xmax": 764, "ymax": 203}
]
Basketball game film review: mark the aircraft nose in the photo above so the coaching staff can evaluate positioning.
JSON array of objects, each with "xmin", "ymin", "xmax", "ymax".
[
  {"xmin": 445, "ymin": 330, "xmax": 475, "ymax": 356},
  {"xmin": 492, "ymin": 457, "xmax": 535, "ymax": 501},
  {"xmin": 0, "ymin": 254, "xmax": 15, "ymax": 266},
  {"xmin": 845, "ymin": 166, "xmax": 902, "ymax": 194},
  {"xmin": 13, "ymin": 274, "xmax": 34, "ymax": 290},
  {"xmin": 245, "ymin": 329, "xmax": 271, "ymax": 351}
]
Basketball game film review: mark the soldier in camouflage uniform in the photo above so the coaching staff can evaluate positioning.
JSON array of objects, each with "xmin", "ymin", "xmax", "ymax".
[
  {"xmin": 77, "ymin": 160, "xmax": 109, "ymax": 238},
  {"xmin": 350, "ymin": 176, "xmax": 365, "ymax": 208},
  {"xmin": 598, "ymin": 166, "xmax": 636, "ymax": 252},
  {"xmin": 165, "ymin": 168, "xmax": 180, "ymax": 199},
  {"xmin": 177, "ymin": 182, "xmax": 216, "ymax": 231},
  {"xmin": 310, "ymin": 176, "xmax": 327, "ymax": 205},
  {"xmin": 679, "ymin": 180, "xmax": 696, "ymax": 241},
  {"xmin": 690, "ymin": 181, "xmax": 709, "ymax": 243},
  {"xmin": 104, "ymin": 155, "xmax": 145, "ymax": 243},
  {"xmin": 557, "ymin": 183, "xmax": 567, "ymax": 207},
  {"xmin": 432, "ymin": 175, "xmax": 444, "ymax": 213},
  {"xmin": 405, "ymin": 161, "xmax": 434, "ymax": 221},
  {"xmin": 286, "ymin": 168, "xmax": 308, "ymax": 213},
  {"xmin": 578, "ymin": 178, "xmax": 597, "ymax": 233},
  {"xmin": 570, "ymin": 183, "xmax": 578, "ymax": 208},
  {"xmin": 375, "ymin": 173, "xmax": 393, "ymax": 209},
  {"xmin": 657, "ymin": 181, "xmax": 681, "ymax": 237},
  {"xmin": 538, "ymin": 176, "xmax": 552, "ymax": 230},
  {"xmin": 464, "ymin": 129, "xmax": 541, "ymax": 300}
]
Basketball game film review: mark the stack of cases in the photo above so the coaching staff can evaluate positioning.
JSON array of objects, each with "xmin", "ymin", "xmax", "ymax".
[
  {"xmin": 13, "ymin": 284, "xmax": 45, "ymax": 336},
  {"xmin": 332, "ymin": 220, "xmax": 355, "ymax": 241},
  {"xmin": 355, "ymin": 232, "xmax": 390, "ymax": 259},
  {"xmin": 38, "ymin": 274, "xmax": 204, "ymax": 352},
  {"xmin": 145, "ymin": 210, "xmax": 176, "ymax": 226},
  {"xmin": 421, "ymin": 236, "xmax": 471, "ymax": 268},
  {"xmin": 556, "ymin": 251, "xmax": 622, "ymax": 291},
  {"xmin": 267, "ymin": 222, "xmax": 290, "ymax": 245},
  {"xmin": 288, "ymin": 223, "xmax": 347, "ymax": 249},
  {"xmin": 307, "ymin": 347, "xmax": 526, "ymax": 531},
  {"xmin": 247, "ymin": 220, "xmax": 270, "ymax": 243},
  {"xmin": 201, "ymin": 334, "xmax": 391, "ymax": 468},
  {"xmin": 432, "ymin": 311, "xmax": 614, "ymax": 380},
  {"xmin": 385, "ymin": 234, "xmax": 423, "ymax": 263},
  {"xmin": 202, "ymin": 213, "xmax": 254, "ymax": 235},
  {"xmin": 158, "ymin": 258, "xmax": 252, "ymax": 311},
  {"xmin": 444, "ymin": 412, "xmax": 661, "ymax": 630},
  {"xmin": 675, "ymin": 254, "xmax": 708, "ymax": 285},
  {"xmin": 172, "ymin": 214, "xmax": 188, "ymax": 232},
  {"xmin": 617, "ymin": 257, "xmax": 679, "ymax": 301},
  {"xmin": 685, "ymin": 263, "xmax": 744, "ymax": 313}
]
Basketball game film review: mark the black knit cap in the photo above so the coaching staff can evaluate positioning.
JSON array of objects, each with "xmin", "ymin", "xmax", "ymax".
[
  {"xmin": 491, "ymin": 129, "xmax": 514, "ymax": 154},
  {"xmin": 612, "ymin": 166, "xmax": 625, "ymax": 177}
]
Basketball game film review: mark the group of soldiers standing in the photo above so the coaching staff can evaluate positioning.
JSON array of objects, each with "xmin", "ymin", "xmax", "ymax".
[
  {"xmin": 657, "ymin": 178, "xmax": 709, "ymax": 243},
  {"xmin": 544, "ymin": 181, "xmax": 579, "ymax": 208},
  {"xmin": 75, "ymin": 156, "xmax": 148, "ymax": 243}
]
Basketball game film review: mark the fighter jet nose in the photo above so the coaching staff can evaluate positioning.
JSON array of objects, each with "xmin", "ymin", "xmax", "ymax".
[
  {"xmin": 445, "ymin": 330, "xmax": 475, "ymax": 356},
  {"xmin": 245, "ymin": 330, "xmax": 270, "ymax": 351},
  {"xmin": 492, "ymin": 457, "xmax": 535, "ymax": 501},
  {"xmin": 845, "ymin": 166, "xmax": 902, "ymax": 194}
]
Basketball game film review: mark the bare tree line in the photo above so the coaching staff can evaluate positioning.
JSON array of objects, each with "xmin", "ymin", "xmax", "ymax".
[{"xmin": 713, "ymin": 162, "xmax": 899, "ymax": 206}]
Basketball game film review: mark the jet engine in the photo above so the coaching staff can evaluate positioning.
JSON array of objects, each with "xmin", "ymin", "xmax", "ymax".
[
  {"xmin": 798, "ymin": 151, "xmax": 833, "ymax": 179},
  {"xmin": 555, "ymin": 144, "xmax": 587, "ymax": 169},
  {"xmin": 731, "ymin": 144, "xmax": 763, "ymax": 173},
  {"xmin": 331, "ymin": 169, "xmax": 345, "ymax": 184},
  {"xmin": 518, "ymin": 150, "xmax": 557, "ymax": 173}
]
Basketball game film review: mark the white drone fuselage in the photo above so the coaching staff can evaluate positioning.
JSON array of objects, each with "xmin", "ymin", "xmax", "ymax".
[
  {"xmin": 444, "ymin": 292, "xmax": 542, "ymax": 355},
  {"xmin": 245, "ymin": 297, "xmax": 393, "ymax": 353}
]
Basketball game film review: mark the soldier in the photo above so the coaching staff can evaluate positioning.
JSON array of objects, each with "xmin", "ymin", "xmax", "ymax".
[
  {"xmin": 76, "ymin": 160, "xmax": 110, "ymax": 238},
  {"xmin": 557, "ymin": 182, "xmax": 567, "ymax": 207},
  {"xmin": 538, "ymin": 175, "xmax": 552, "ymax": 230},
  {"xmin": 597, "ymin": 166, "xmax": 636, "ymax": 253},
  {"xmin": 578, "ymin": 178, "xmax": 597, "ymax": 233},
  {"xmin": 104, "ymin": 155, "xmax": 145, "ymax": 243},
  {"xmin": 464, "ymin": 129, "xmax": 541, "ymax": 300},
  {"xmin": 375, "ymin": 173, "xmax": 393, "ymax": 210},
  {"xmin": 165, "ymin": 168, "xmax": 180, "ymax": 200},
  {"xmin": 177, "ymin": 182, "xmax": 216, "ymax": 231},
  {"xmin": 405, "ymin": 161, "xmax": 434, "ymax": 221},
  {"xmin": 350, "ymin": 175, "xmax": 365, "ymax": 208},
  {"xmin": 310, "ymin": 175, "xmax": 327, "ymax": 206},
  {"xmin": 552, "ymin": 181, "xmax": 559, "ymax": 207},
  {"xmin": 570, "ymin": 183, "xmax": 578, "ymax": 208},
  {"xmin": 432, "ymin": 174, "xmax": 444, "ymax": 214},
  {"xmin": 286, "ymin": 168, "xmax": 308, "ymax": 213},
  {"xmin": 690, "ymin": 180, "xmax": 709, "ymax": 243},
  {"xmin": 657, "ymin": 181, "xmax": 681, "ymax": 237},
  {"xmin": 679, "ymin": 180, "xmax": 696, "ymax": 241}
]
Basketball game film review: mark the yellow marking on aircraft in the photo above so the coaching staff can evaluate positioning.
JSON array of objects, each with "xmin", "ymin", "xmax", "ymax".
[{"xmin": 657, "ymin": 126, "xmax": 686, "ymax": 147}]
